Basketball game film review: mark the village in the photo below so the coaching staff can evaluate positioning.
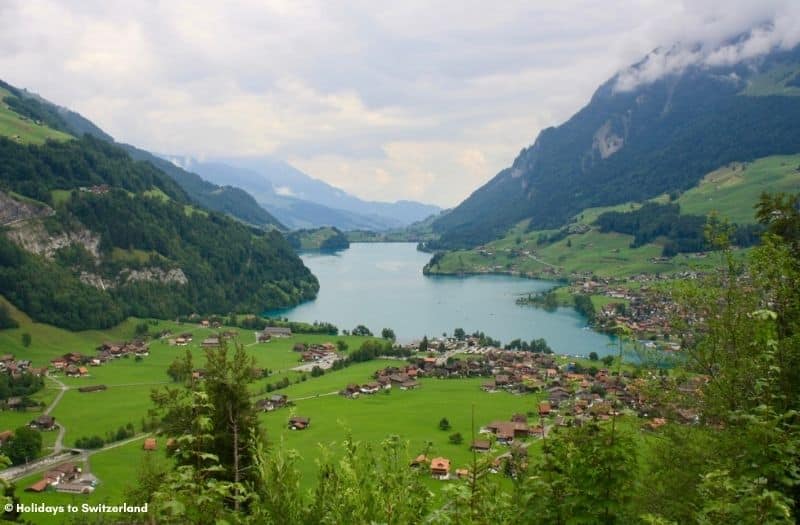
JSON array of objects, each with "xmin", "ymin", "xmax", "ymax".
[{"xmin": 1, "ymin": 320, "xmax": 705, "ymax": 496}]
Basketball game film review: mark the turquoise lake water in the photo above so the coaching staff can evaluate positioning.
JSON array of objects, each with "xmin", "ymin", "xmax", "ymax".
[{"xmin": 270, "ymin": 242, "xmax": 615, "ymax": 356}]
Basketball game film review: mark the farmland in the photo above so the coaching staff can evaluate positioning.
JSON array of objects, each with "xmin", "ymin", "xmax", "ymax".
[{"xmin": 1, "ymin": 297, "xmax": 578, "ymax": 522}]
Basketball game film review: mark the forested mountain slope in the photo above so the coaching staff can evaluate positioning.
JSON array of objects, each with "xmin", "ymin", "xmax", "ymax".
[
  {"xmin": 432, "ymin": 44, "xmax": 800, "ymax": 249},
  {"xmin": 0, "ymin": 79, "xmax": 283, "ymax": 229},
  {"xmin": 0, "ymin": 119, "xmax": 316, "ymax": 330}
]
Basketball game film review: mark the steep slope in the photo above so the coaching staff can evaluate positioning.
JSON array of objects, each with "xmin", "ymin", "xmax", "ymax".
[
  {"xmin": 180, "ymin": 157, "xmax": 441, "ymax": 230},
  {"xmin": 432, "ymin": 44, "xmax": 800, "ymax": 249},
  {"xmin": 0, "ymin": 121, "xmax": 316, "ymax": 331},
  {"xmin": 425, "ymin": 155, "xmax": 799, "ymax": 280},
  {"xmin": 0, "ymin": 79, "xmax": 283, "ymax": 229},
  {"xmin": 121, "ymin": 146, "xmax": 284, "ymax": 229}
]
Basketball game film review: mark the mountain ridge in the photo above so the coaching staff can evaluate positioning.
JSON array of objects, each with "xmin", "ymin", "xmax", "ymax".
[
  {"xmin": 177, "ymin": 156, "xmax": 442, "ymax": 231},
  {"xmin": 430, "ymin": 44, "xmax": 800, "ymax": 249}
]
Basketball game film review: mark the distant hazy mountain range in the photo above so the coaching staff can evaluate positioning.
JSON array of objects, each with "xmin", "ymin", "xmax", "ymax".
[{"xmin": 169, "ymin": 156, "xmax": 441, "ymax": 231}]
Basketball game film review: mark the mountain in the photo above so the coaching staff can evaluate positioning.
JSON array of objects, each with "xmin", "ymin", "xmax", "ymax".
[
  {"xmin": 431, "ymin": 42, "xmax": 800, "ymax": 249},
  {"xmin": 0, "ymin": 80, "xmax": 317, "ymax": 330},
  {"xmin": 175, "ymin": 157, "xmax": 442, "ymax": 231},
  {"xmin": 0, "ymin": 79, "xmax": 283, "ymax": 230}
]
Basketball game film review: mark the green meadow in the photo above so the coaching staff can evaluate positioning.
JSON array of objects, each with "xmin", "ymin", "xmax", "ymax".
[
  {"xmin": 0, "ymin": 88, "xmax": 73, "ymax": 145},
  {"xmin": 261, "ymin": 376, "xmax": 546, "ymax": 489}
]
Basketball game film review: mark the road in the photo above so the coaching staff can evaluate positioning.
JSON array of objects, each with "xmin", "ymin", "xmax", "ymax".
[
  {"xmin": 44, "ymin": 376, "xmax": 68, "ymax": 453},
  {"xmin": 0, "ymin": 434, "xmax": 151, "ymax": 483},
  {"xmin": 0, "ymin": 373, "xmax": 153, "ymax": 482}
]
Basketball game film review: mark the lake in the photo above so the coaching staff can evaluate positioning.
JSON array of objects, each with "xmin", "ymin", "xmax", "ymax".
[{"xmin": 269, "ymin": 242, "xmax": 615, "ymax": 356}]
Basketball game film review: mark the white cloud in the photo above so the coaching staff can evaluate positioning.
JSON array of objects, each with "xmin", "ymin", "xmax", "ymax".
[
  {"xmin": 614, "ymin": 1, "xmax": 800, "ymax": 92},
  {"xmin": 0, "ymin": 0, "xmax": 794, "ymax": 206},
  {"xmin": 274, "ymin": 185, "xmax": 295, "ymax": 197}
]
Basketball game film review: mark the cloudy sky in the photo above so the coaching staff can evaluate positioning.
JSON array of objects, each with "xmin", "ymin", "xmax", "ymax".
[{"xmin": 0, "ymin": 1, "xmax": 797, "ymax": 206}]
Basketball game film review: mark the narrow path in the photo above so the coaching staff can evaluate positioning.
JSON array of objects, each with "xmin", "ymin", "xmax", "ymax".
[
  {"xmin": 292, "ymin": 391, "xmax": 339, "ymax": 402},
  {"xmin": 44, "ymin": 375, "xmax": 68, "ymax": 416},
  {"xmin": 43, "ymin": 376, "xmax": 69, "ymax": 454}
]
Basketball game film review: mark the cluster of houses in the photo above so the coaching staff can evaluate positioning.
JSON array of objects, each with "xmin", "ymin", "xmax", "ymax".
[
  {"xmin": 255, "ymin": 393, "xmax": 289, "ymax": 412},
  {"xmin": 293, "ymin": 342, "xmax": 337, "ymax": 362},
  {"xmin": 372, "ymin": 366, "xmax": 421, "ymax": 390},
  {"xmin": 1, "ymin": 354, "xmax": 47, "ymax": 412},
  {"xmin": 339, "ymin": 364, "xmax": 423, "ymax": 398},
  {"xmin": 1, "ymin": 354, "xmax": 45, "ymax": 377},
  {"xmin": 25, "ymin": 462, "xmax": 99, "ymax": 495},
  {"xmin": 49, "ymin": 340, "xmax": 150, "ymax": 377},
  {"xmin": 339, "ymin": 381, "xmax": 383, "ymax": 398},
  {"xmin": 574, "ymin": 275, "xmax": 702, "ymax": 340},
  {"xmin": 258, "ymin": 326, "xmax": 293, "ymax": 342}
]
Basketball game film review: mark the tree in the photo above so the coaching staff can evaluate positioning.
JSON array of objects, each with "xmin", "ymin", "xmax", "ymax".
[
  {"xmin": 134, "ymin": 322, "xmax": 150, "ymax": 337},
  {"xmin": 1, "ymin": 427, "xmax": 42, "ymax": 465},
  {"xmin": 336, "ymin": 340, "xmax": 348, "ymax": 352},
  {"xmin": 454, "ymin": 328, "xmax": 466, "ymax": 340},
  {"xmin": 449, "ymin": 432, "xmax": 463, "ymax": 445},
  {"xmin": 588, "ymin": 351, "xmax": 599, "ymax": 361},
  {"xmin": 601, "ymin": 355, "xmax": 614, "ymax": 366},
  {"xmin": 419, "ymin": 336, "xmax": 429, "ymax": 353},
  {"xmin": 166, "ymin": 350, "xmax": 192, "ymax": 383},
  {"xmin": 381, "ymin": 328, "xmax": 396, "ymax": 341},
  {"xmin": 439, "ymin": 417, "xmax": 451, "ymax": 431},
  {"xmin": 20, "ymin": 333, "xmax": 31, "ymax": 348},
  {"xmin": 152, "ymin": 339, "xmax": 263, "ymax": 495},
  {"xmin": 352, "ymin": 325, "xmax": 373, "ymax": 337}
]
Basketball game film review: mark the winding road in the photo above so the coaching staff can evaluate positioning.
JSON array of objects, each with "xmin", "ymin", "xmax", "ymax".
[{"xmin": 0, "ymin": 375, "xmax": 154, "ymax": 482}]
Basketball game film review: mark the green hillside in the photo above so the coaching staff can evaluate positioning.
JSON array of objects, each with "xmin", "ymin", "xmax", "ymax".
[
  {"xmin": 431, "ymin": 46, "xmax": 800, "ymax": 249},
  {"xmin": 0, "ymin": 78, "xmax": 283, "ymax": 229},
  {"xmin": 0, "ymin": 88, "xmax": 72, "ymax": 144},
  {"xmin": 425, "ymin": 155, "xmax": 797, "ymax": 279},
  {"xmin": 286, "ymin": 226, "xmax": 349, "ymax": 251},
  {"xmin": 0, "ymin": 136, "xmax": 317, "ymax": 330}
]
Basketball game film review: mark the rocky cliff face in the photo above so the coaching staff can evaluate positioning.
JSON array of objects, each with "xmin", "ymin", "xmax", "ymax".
[
  {"xmin": 5, "ymin": 221, "xmax": 101, "ymax": 260},
  {"xmin": 2, "ymin": 192, "xmax": 188, "ymax": 290},
  {"xmin": 0, "ymin": 191, "xmax": 53, "ymax": 225}
]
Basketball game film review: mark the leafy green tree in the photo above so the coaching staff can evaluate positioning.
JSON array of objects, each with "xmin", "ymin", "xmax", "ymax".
[
  {"xmin": 439, "ymin": 417, "xmax": 451, "ymax": 431},
  {"xmin": 588, "ymin": 351, "xmax": 599, "ymax": 361},
  {"xmin": 166, "ymin": 351, "xmax": 192, "ymax": 383},
  {"xmin": 449, "ymin": 432, "xmax": 463, "ymax": 445},
  {"xmin": 20, "ymin": 333, "xmax": 31, "ymax": 348},
  {"xmin": 352, "ymin": 325, "xmax": 373, "ymax": 336},
  {"xmin": 453, "ymin": 328, "xmax": 466, "ymax": 340},
  {"xmin": 1, "ymin": 427, "xmax": 42, "ymax": 465},
  {"xmin": 381, "ymin": 328, "xmax": 396, "ymax": 341},
  {"xmin": 306, "ymin": 435, "xmax": 431, "ymax": 524}
]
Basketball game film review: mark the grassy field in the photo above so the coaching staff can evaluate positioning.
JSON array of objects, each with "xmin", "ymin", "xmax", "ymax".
[
  {"xmin": 676, "ymin": 156, "xmax": 800, "ymax": 223},
  {"xmin": 261, "ymin": 374, "xmax": 546, "ymax": 489},
  {"xmin": 1, "ymin": 295, "xmax": 549, "ymax": 512},
  {"xmin": 0, "ymin": 89, "xmax": 73, "ymax": 145}
]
